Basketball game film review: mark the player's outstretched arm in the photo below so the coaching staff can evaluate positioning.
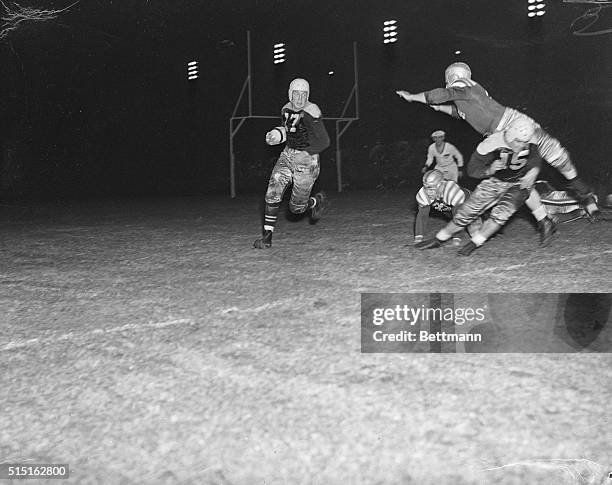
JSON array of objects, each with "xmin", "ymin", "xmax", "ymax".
[{"xmin": 396, "ymin": 90, "xmax": 427, "ymax": 104}]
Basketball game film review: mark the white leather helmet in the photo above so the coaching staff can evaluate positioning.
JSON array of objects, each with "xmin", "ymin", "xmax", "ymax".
[
  {"xmin": 288, "ymin": 78, "xmax": 309, "ymax": 102},
  {"xmin": 444, "ymin": 62, "xmax": 472, "ymax": 86}
]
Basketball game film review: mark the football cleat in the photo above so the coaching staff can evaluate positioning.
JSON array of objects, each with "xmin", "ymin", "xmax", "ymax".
[
  {"xmin": 253, "ymin": 230, "xmax": 273, "ymax": 249},
  {"xmin": 415, "ymin": 238, "xmax": 444, "ymax": 250},
  {"xmin": 457, "ymin": 241, "xmax": 478, "ymax": 257},
  {"xmin": 582, "ymin": 195, "xmax": 601, "ymax": 222},
  {"xmin": 309, "ymin": 191, "xmax": 328, "ymax": 222},
  {"xmin": 537, "ymin": 217, "xmax": 557, "ymax": 247}
]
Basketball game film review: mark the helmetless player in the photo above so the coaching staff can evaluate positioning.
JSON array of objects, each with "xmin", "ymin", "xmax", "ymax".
[
  {"xmin": 397, "ymin": 62, "xmax": 601, "ymax": 227},
  {"xmin": 416, "ymin": 117, "xmax": 544, "ymax": 256},
  {"xmin": 414, "ymin": 169, "xmax": 481, "ymax": 245},
  {"xmin": 254, "ymin": 78, "xmax": 330, "ymax": 249},
  {"xmin": 423, "ymin": 130, "xmax": 464, "ymax": 182}
]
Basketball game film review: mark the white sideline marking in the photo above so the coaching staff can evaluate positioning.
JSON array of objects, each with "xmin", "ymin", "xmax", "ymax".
[
  {"xmin": 1, "ymin": 318, "xmax": 193, "ymax": 352},
  {"xmin": 408, "ymin": 249, "xmax": 612, "ymax": 286}
]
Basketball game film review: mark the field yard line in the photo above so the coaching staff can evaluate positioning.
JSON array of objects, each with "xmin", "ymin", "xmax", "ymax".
[
  {"xmin": 0, "ymin": 318, "xmax": 194, "ymax": 352},
  {"xmin": 407, "ymin": 248, "xmax": 612, "ymax": 286}
]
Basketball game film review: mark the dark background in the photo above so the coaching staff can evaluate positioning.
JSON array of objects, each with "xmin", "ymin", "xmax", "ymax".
[{"xmin": 0, "ymin": 0, "xmax": 610, "ymax": 200}]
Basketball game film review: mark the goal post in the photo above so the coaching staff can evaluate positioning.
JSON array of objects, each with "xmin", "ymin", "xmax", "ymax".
[{"xmin": 229, "ymin": 31, "xmax": 359, "ymax": 198}]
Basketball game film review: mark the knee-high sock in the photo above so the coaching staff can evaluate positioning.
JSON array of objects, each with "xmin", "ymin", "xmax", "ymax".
[{"xmin": 263, "ymin": 202, "xmax": 280, "ymax": 231}]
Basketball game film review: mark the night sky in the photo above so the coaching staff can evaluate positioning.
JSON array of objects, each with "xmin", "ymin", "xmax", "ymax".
[{"xmin": 0, "ymin": 0, "xmax": 610, "ymax": 199}]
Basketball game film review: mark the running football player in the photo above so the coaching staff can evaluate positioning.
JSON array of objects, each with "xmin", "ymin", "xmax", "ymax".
[{"xmin": 253, "ymin": 78, "xmax": 330, "ymax": 249}]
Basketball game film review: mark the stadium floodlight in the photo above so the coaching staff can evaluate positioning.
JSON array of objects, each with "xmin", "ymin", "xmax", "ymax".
[
  {"xmin": 187, "ymin": 60, "xmax": 198, "ymax": 81},
  {"xmin": 382, "ymin": 19, "xmax": 398, "ymax": 44},
  {"xmin": 528, "ymin": 0, "xmax": 546, "ymax": 17},
  {"xmin": 273, "ymin": 42, "xmax": 286, "ymax": 64}
]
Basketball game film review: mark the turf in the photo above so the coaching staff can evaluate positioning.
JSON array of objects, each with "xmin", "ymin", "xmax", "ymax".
[{"xmin": 1, "ymin": 191, "xmax": 611, "ymax": 484}]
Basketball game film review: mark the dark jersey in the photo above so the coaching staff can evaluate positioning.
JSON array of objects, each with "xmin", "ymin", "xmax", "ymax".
[
  {"xmin": 280, "ymin": 102, "xmax": 330, "ymax": 155},
  {"xmin": 468, "ymin": 143, "xmax": 542, "ymax": 183},
  {"xmin": 424, "ymin": 79, "xmax": 506, "ymax": 135}
]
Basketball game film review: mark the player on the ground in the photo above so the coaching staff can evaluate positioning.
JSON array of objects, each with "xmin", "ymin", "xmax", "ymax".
[
  {"xmin": 416, "ymin": 117, "xmax": 544, "ymax": 256},
  {"xmin": 396, "ymin": 62, "xmax": 601, "ymax": 226},
  {"xmin": 535, "ymin": 180, "xmax": 600, "ymax": 224},
  {"xmin": 253, "ymin": 78, "xmax": 330, "ymax": 249},
  {"xmin": 414, "ymin": 169, "xmax": 481, "ymax": 245},
  {"xmin": 423, "ymin": 130, "xmax": 464, "ymax": 182}
]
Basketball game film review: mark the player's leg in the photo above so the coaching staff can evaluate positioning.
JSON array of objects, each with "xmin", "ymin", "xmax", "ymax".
[
  {"xmin": 442, "ymin": 164, "xmax": 459, "ymax": 183},
  {"xmin": 524, "ymin": 188, "xmax": 557, "ymax": 247},
  {"xmin": 253, "ymin": 152, "xmax": 292, "ymax": 249},
  {"xmin": 289, "ymin": 153, "xmax": 327, "ymax": 221},
  {"xmin": 533, "ymin": 128, "xmax": 600, "ymax": 220},
  {"xmin": 416, "ymin": 179, "xmax": 503, "ymax": 250},
  {"xmin": 458, "ymin": 185, "xmax": 528, "ymax": 256}
]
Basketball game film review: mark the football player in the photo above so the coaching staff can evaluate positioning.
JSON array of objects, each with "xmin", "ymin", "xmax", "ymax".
[
  {"xmin": 423, "ymin": 130, "xmax": 464, "ymax": 182},
  {"xmin": 416, "ymin": 117, "xmax": 544, "ymax": 256},
  {"xmin": 414, "ymin": 169, "xmax": 481, "ymax": 245},
  {"xmin": 396, "ymin": 62, "xmax": 601, "ymax": 225},
  {"xmin": 535, "ymin": 180, "xmax": 599, "ymax": 223},
  {"xmin": 253, "ymin": 78, "xmax": 330, "ymax": 249}
]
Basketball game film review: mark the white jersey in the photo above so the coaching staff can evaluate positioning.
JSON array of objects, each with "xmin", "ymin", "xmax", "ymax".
[{"xmin": 425, "ymin": 142, "xmax": 464, "ymax": 169}]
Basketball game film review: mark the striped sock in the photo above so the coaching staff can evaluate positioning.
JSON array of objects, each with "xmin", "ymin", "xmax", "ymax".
[{"xmin": 263, "ymin": 202, "xmax": 280, "ymax": 232}]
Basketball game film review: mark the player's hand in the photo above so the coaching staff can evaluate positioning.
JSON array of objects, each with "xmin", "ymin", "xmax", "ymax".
[
  {"xmin": 520, "ymin": 168, "xmax": 538, "ymax": 189},
  {"xmin": 396, "ymin": 90, "xmax": 413, "ymax": 101},
  {"xmin": 458, "ymin": 170, "xmax": 464, "ymax": 178},
  {"xmin": 421, "ymin": 166, "xmax": 428, "ymax": 174},
  {"xmin": 488, "ymin": 160, "xmax": 505, "ymax": 175}
]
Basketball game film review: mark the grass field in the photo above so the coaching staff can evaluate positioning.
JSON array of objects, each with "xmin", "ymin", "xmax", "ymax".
[{"xmin": 1, "ymin": 190, "xmax": 611, "ymax": 484}]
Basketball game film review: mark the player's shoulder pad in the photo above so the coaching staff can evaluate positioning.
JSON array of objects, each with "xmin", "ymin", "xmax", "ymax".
[
  {"xmin": 281, "ymin": 102, "xmax": 293, "ymax": 113},
  {"xmin": 416, "ymin": 187, "xmax": 429, "ymax": 206},
  {"xmin": 477, "ymin": 132, "xmax": 507, "ymax": 155},
  {"xmin": 303, "ymin": 102, "xmax": 322, "ymax": 118}
]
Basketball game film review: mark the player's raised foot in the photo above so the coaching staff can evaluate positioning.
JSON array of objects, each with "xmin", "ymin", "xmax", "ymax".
[
  {"xmin": 537, "ymin": 217, "xmax": 557, "ymax": 247},
  {"xmin": 253, "ymin": 230, "xmax": 273, "ymax": 249},
  {"xmin": 415, "ymin": 238, "xmax": 444, "ymax": 250},
  {"xmin": 583, "ymin": 196, "xmax": 601, "ymax": 222},
  {"xmin": 309, "ymin": 191, "xmax": 328, "ymax": 223},
  {"xmin": 457, "ymin": 241, "xmax": 478, "ymax": 257}
]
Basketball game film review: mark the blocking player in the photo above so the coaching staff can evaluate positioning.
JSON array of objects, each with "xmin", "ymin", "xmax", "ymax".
[
  {"xmin": 253, "ymin": 78, "xmax": 330, "ymax": 249},
  {"xmin": 423, "ymin": 130, "xmax": 464, "ymax": 182},
  {"xmin": 416, "ymin": 117, "xmax": 544, "ymax": 256},
  {"xmin": 396, "ymin": 62, "xmax": 601, "ymax": 224},
  {"xmin": 414, "ymin": 169, "xmax": 481, "ymax": 245}
]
